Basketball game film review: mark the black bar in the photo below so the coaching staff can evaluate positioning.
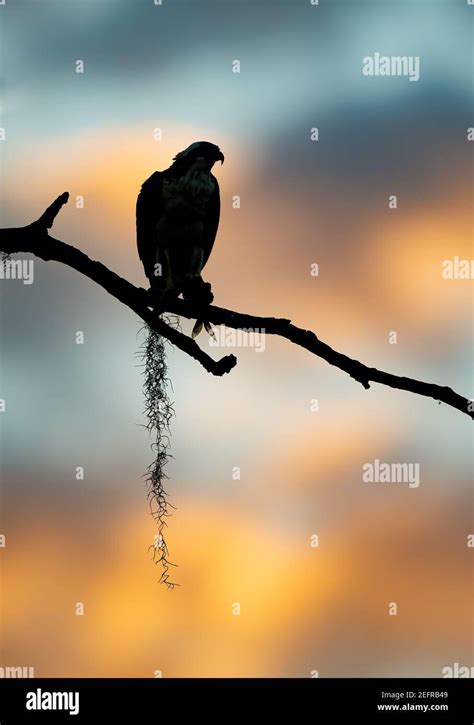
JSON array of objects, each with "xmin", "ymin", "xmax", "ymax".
[{"xmin": 0, "ymin": 678, "xmax": 471, "ymax": 722}]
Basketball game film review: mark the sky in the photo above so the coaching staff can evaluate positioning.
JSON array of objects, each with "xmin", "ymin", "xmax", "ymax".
[{"xmin": 0, "ymin": 0, "xmax": 472, "ymax": 677}]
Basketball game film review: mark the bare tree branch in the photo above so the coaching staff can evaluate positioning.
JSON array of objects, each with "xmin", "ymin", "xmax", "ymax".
[
  {"xmin": 1, "ymin": 194, "xmax": 471, "ymax": 419},
  {"xmin": 36, "ymin": 191, "xmax": 70, "ymax": 229},
  {"xmin": 0, "ymin": 195, "xmax": 237, "ymax": 376}
]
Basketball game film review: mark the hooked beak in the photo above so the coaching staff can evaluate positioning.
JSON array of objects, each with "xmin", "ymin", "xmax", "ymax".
[{"xmin": 217, "ymin": 150, "xmax": 224, "ymax": 165}]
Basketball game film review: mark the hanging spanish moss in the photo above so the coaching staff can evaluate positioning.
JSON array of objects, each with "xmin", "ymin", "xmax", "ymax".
[{"xmin": 139, "ymin": 316, "xmax": 179, "ymax": 588}]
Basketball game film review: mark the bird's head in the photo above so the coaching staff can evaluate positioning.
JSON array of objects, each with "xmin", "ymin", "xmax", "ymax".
[{"xmin": 173, "ymin": 141, "xmax": 224, "ymax": 172}]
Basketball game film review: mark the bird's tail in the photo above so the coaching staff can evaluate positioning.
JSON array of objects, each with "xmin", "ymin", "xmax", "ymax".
[
  {"xmin": 192, "ymin": 320, "xmax": 215, "ymax": 339},
  {"xmin": 182, "ymin": 276, "xmax": 214, "ymax": 339}
]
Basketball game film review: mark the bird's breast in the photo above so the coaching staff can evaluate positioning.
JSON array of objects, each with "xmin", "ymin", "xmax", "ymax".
[{"xmin": 162, "ymin": 170, "xmax": 215, "ymax": 220}]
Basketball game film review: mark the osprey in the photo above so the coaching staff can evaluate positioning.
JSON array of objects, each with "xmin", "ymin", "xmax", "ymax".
[{"xmin": 136, "ymin": 141, "xmax": 224, "ymax": 335}]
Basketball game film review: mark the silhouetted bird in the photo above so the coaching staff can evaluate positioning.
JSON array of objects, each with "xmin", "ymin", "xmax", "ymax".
[{"xmin": 136, "ymin": 141, "xmax": 224, "ymax": 336}]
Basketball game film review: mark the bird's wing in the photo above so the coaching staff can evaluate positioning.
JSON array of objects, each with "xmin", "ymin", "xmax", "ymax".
[
  {"xmin": 200, "ymin": 175, "xmax": 221, "ymax": 270},
  {"xmin": 136, "ymin": 171, "xmax": 165, "ymax": 281}
]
